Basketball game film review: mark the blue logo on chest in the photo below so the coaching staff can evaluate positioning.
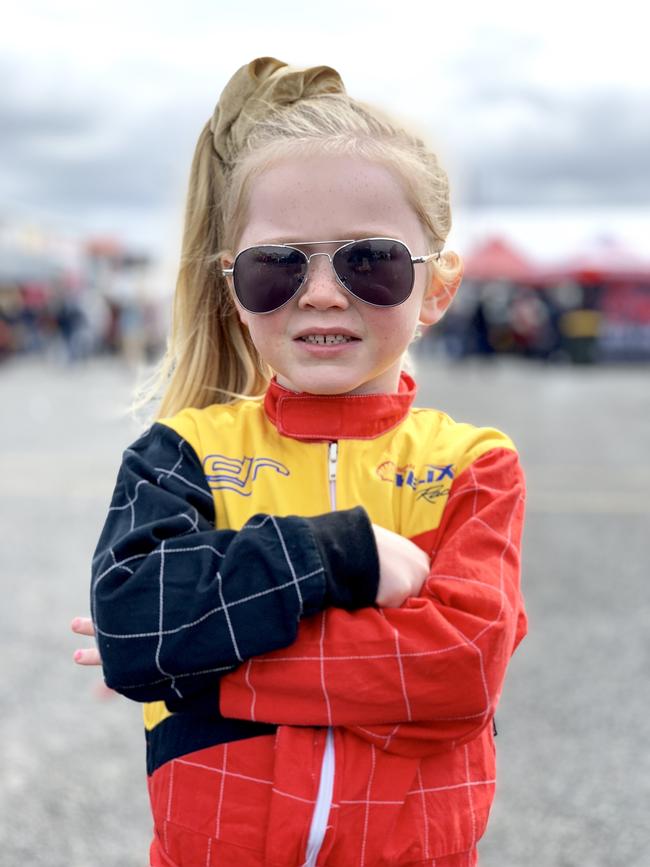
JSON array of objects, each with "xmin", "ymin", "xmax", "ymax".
[
  {"xmin": 377, "ymin": 461, "xmax": 454, "ymax": 491},
  {"xmin": 203, "ymin": 454, "xmax": 290, "ymax": 496}
]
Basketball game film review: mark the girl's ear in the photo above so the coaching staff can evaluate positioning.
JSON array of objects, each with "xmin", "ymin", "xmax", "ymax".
[{"xmin": 418, "ymin": 268, "xmax": 462, "ymax": 326}]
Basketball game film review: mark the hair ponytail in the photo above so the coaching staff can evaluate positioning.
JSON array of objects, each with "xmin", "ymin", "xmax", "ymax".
[{"xmin": 132, "ymin": 121, "xmax": 271, "ymax": 421}]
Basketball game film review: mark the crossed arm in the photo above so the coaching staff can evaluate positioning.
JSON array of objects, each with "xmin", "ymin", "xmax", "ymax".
[
  {"xmin": 74, "ymin": 429, "xmax": 526, "ymax": 757},
  {"xmin": 75, "ymin": 421, "xmax": 428, "ymax": 702}
]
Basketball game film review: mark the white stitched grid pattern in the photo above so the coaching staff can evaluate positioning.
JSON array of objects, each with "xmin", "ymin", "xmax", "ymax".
[{"xmin": 91, "ymin": 423, "xmax": 330, "ymax": 701}]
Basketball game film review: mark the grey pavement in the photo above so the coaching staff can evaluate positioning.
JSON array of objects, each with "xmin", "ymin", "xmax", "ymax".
[{"xmin": 1, "ymin": 353, "xmax": 648, "ymax": 867}]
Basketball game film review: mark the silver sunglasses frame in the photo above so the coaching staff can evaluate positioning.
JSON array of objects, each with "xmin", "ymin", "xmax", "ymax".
[{"xmin": 221, "ymin": 237, "xmax": 442, "ymax": 314}]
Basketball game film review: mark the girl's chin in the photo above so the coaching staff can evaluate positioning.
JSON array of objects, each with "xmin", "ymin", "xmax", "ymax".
[
  {"xmin": 277, "ymin": 376, "xmax": 361, "ymax": 396},
  {"xmin": 276, "ymin": 366, "xmax": 399, "ymax": 396}
]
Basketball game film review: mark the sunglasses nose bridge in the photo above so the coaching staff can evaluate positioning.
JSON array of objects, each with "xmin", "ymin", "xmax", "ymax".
[
  {"xmin": 304, "ymin": 250, "xmax": 334, "ymax": 268},
  {"xmin": 297, "ymin": 250, "xmax": 349, "ymax": 306}
]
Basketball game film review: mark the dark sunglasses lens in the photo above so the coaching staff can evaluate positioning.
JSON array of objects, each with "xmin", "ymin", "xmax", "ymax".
[
  {"xmin": 333, "ymin": 239, "xmax": 414, "ymax": 306},
  {"xmin": 233, "ymin": 246, "xmax": 306, "ymax": 313}
]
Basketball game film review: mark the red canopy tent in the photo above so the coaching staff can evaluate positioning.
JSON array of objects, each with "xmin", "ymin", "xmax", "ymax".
[
  {"xmin": 462, "ymin": 237, "xmax": 541, "ymax": 283},
  {"xmin": 539, "ymin": 236, "xmax": 650, "ymax": 284}
]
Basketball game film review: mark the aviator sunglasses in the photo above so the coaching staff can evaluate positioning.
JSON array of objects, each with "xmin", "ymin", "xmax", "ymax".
[{"xmin": 222, "ymin": 237, "xmax": 441, "ymax": 315}]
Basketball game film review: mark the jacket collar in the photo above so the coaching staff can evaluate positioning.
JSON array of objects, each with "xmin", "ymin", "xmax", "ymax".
[{"xmin": 263, "ymin": 371, "xmax": 417, "ymax": 441}]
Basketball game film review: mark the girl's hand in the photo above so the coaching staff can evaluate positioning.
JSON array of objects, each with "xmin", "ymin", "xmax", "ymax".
[
  {"xmin": 372, "ymin": 524, "xmax": 431, "ymax": 607},
  {"xmin": 71, "ymin": 617, "xmax": 102, "ymax": 666},
  {"xmin": 69, "ymin": 527, "xmax": 429, "ymax": 665}
]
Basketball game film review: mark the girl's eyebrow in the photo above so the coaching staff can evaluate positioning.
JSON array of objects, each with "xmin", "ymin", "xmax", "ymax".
[
  {"xmin": 261, "ymin": 237, "xmax": 353, "ymax": 246},
  {"xmin": 254, "ymin": 233, "xmax": 399, "ymax": 245}
]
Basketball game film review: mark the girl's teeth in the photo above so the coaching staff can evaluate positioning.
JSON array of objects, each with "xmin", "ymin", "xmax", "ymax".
[{"xmin": 301, "ymin": 334, "xmax": 352, "ymax": 345}]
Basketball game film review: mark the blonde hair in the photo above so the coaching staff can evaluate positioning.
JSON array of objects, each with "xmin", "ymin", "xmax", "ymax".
[{"xmin": 134, "ymin": 60, "xmax": 462, "ymax": 420}]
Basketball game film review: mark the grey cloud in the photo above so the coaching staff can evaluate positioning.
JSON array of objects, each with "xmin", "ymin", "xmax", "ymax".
[
  {"xmin": 1, "ymin": 54, "xmax": 648, "ymax": 228},
  {"xmin": 454, "ymin": 89, "xmax": 650, "ymax": 205},
  {"xmin": 0, "ymin": 57, "xmax": 106, "ymax": 144},
  {"xmin": 0, "ymin": 102, "xmax": 100, "ymax": 138},
  {"xmin": 0, "ymin": 85, "xmax": 206, "ymax": 211}
]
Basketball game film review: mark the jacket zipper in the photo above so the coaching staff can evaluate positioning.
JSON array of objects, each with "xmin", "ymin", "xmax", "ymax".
[
  {"xmin": 327, "ymin": 440, "xmax": 338, "ymax": 510},
  {"xmin": 303, "ymin": 727, "xmax": 335, "ymax": 867},
  {"xmin": 303, "ymin": 441, "xmax": 338, "ymax": 867}
]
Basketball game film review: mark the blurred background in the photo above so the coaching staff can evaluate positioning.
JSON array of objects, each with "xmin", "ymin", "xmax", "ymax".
[{"xmin": 1, "ymin": 2, "xmax": 648, "ymax": 865}]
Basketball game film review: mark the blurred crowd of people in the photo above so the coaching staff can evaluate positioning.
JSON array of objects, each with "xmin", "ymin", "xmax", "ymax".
[
  {"xmin": 416, "ymin": 235, "xmax": 650, "ymax": 364},
  {"xmin": 2, "ymin": 242, "xmax": 649, "ymax": 368},
  {"xmin": 0, "ymin": 279, "xmax": 165, "ymax": 367},
  {"xmin": 0, "ymin": 234, "xmax": 170, "ymax": 367},
  {"xmin": 426, "ymin": 278, "xmax": 608, "ymax": 364}
]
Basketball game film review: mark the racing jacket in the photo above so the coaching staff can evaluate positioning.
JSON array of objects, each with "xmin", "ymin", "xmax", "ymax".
[{"xmin": 91, "ymin": 371, "xmax": 528, "ymax": 867}]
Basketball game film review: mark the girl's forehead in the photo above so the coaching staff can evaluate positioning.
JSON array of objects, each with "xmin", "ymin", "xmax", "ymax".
[{"xmin": 237, "ymin": 153, "xmax": 425, "ymax": 250}]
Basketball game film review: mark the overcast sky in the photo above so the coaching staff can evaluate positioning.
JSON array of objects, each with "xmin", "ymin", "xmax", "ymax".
[{"xmin": 2, "ymin": 0, "xmax": 649, "ymax": 262}]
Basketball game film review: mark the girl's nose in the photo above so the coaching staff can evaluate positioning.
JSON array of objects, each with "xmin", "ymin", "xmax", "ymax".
[{"xmin": 297, "ymin": 254, "xmax": 350, "ymax": 310}]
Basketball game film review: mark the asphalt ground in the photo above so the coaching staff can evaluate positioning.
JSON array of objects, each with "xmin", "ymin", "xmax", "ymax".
[{"xmin": 1, "ymin": 352, "xmax": 648, "ymax": 867}]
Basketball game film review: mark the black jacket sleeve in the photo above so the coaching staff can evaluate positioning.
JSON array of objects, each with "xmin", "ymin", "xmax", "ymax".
[{"xmin": 91, "ymin": 422, "xmax": 379, "ymax": 703}]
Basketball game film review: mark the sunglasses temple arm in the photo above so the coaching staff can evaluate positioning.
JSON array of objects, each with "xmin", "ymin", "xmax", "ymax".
[{"xmin": 412, "ymin": 253, "xmax": 441, "ymax": 264}]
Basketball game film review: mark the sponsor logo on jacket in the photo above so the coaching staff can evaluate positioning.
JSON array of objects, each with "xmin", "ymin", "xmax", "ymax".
[
  {"xmin": 203, "ymin": 454, "xmax": 290, "ymax": 496},
  {"xmin": 377, "ymin": 461, "xmax": 454, "ymax": 503}
]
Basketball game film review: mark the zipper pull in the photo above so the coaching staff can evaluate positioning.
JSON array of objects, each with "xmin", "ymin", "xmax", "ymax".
[{"xmin": 328, "ymin": 441, "xmax": 338, "ymax": 483}]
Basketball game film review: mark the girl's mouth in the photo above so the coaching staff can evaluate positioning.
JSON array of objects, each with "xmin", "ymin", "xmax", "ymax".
[{"xmin": 298, "ymin": 334, "xmax": 359, "ymax": 345}]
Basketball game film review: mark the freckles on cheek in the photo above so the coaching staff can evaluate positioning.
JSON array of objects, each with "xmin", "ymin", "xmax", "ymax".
[{"xmin": 370, "ymin": 311, "xmax": 415, "ymax": 346}]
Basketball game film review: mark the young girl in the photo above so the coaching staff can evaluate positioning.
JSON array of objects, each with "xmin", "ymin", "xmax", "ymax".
[{"xmin": 72, "ymin": 56, "xmax": 527, "ymax": 867}]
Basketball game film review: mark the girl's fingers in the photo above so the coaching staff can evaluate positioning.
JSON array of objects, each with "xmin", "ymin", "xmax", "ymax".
[
  {"xmin": 71, "ymin": 617, "xmax": 101, "ymax": 665},
  {"xmin": 73, "ymin": 647, "xmax": 102, "ymax": 666},
  {"xmin": 71, "ymin": 616, "xmax": 95, "ymax": 637},
  {"xmin": 70, "ymin": 617, "xmax": 102, "ymax": 665}
]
